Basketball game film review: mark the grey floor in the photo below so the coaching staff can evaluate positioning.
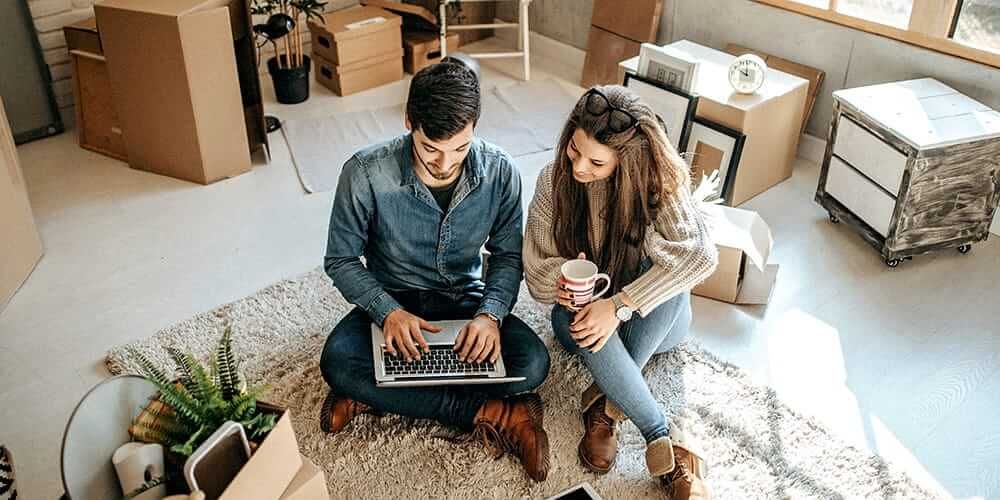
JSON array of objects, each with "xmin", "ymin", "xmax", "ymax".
[{"xmin": 2, "ymin": 38, "xmax": 998, "ymax": 499}]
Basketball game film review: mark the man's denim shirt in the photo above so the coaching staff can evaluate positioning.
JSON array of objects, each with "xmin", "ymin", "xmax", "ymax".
[{"xmin": 325, "ymin": 134, "xmax": 524, "ymax": 327}]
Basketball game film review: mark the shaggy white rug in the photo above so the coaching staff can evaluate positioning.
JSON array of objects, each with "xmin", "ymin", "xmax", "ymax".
[{"xmin": 106, "ymin": 268, "xmax": 940, "ymax": 499}]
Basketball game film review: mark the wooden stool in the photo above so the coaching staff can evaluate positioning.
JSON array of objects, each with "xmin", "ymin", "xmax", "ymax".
[{"xmin": 438, "ymin": 0, "xmax": 532, "ymax": 80}]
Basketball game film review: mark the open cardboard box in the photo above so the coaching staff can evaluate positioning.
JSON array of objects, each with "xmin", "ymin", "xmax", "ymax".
[
  {"xmin": 279, "ymin": 457, "xmax": 329, "ymax": 500},
  {"xmin": 692, "ymin": 204, "xmax": 779, "ymax": 305},
  {"xmin": 216, "ymin": 404, "xmax": 303, "ymax": 500}
]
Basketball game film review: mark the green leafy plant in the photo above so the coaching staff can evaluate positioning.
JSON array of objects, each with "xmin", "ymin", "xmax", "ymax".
[{"xmin": 130, "ymin": 327, "xmax": 278, "ymax": 457}]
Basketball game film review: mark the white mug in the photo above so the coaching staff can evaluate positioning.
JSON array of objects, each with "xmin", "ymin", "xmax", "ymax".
[{"xmin": 560, "ymin": 259, "xmax": 611, "ymax": 308}]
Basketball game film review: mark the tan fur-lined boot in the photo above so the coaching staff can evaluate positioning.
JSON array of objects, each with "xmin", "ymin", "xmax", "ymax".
[
  {"xmin": 645, "ymin": 434, "xmax": 711, "ymax": 500},
  {"xmin": 578, "ymin": 383, "xmax": 627, "ymax": 474}
]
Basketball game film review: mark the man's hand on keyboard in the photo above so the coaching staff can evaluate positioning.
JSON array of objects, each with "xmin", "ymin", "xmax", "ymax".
[
  {"xmin": 454, "ymin": 314, "xmax": 502, "ymax": 364},
  {"xmin": 383, "ymin": 309, "xmax": 442, "ymax": 362}
]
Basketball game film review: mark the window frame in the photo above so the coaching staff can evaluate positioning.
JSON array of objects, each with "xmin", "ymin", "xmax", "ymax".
[{"xmin": 753, "ymin": 0, "xmax": 1000, "ymax": 69}]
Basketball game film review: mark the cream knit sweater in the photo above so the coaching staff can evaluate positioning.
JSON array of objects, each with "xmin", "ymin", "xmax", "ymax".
[{"xmin": 523, "ymin": 163, "xmax": 718, "ymax": 317}]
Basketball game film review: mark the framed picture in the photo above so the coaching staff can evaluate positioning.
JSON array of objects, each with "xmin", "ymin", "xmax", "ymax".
[
  {"xmin": 623, "ymin": 73, "xmax": 698, "ymax": 152},
  {"xmin": 684, "ymin": 117, "xmax": 746, "ymax": 205},
  {"xmin": 637, "ymin": 43, "xmax": 700, "ymax": 93}
]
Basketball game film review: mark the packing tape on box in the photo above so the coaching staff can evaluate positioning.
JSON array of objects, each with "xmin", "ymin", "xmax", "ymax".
[{"xmin": 346, "ymin": 17, "xmax": 386, "ymax": 30}]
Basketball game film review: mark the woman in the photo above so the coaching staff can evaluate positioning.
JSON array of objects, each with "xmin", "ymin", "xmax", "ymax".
[{"xmin": 524, "ymin": 85, "xmax": 718, "ymax": 499}]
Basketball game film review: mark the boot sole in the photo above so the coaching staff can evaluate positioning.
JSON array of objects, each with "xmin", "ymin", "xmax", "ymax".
[
  {"xmin": 319, "ymin": 389, "xmax": 337, "ymax": 434},
  {"xmin": 519, "ymin": 394, "xmax": 550, "ymax": 482},
  {"xmin": 520, "ymin": 393, "xmax": 545, "ymax": 426}
]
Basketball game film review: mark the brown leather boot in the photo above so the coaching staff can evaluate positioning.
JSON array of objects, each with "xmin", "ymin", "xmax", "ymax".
[
  {"xmin": 472, "ymin": 393, "xmax": 550, "ymax": 481},
  {"xmin": 579, "ymin": 386, "xmax": 620, "ymax": 474},
  {"xmin": 319, "ymin": 389, "xmax": 380, "ymax": 434},
  {"xmin": 646, "ymin": 437, "xmax": 711, "ymax": 500}
]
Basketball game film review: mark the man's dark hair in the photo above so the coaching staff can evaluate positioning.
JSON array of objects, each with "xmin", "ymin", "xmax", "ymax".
[{"xmin": 406, "ymin": 57, "xmax": 481, "ymax": 141}]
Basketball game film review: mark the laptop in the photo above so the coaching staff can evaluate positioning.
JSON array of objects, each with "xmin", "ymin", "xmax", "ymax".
[{"xmin": 371, "ymin": 320, "xmax": 526, "ymax": 387}]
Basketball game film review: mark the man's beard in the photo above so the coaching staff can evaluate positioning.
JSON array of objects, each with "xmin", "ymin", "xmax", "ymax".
[{"xmin": 414, "ymin": 145, "xmax": 461, "ymax": 181}]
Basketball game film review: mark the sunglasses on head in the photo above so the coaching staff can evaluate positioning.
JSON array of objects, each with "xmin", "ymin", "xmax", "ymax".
[{"xmin": 583, "ymin": 88, "xmax": 640, "ymax": 135}]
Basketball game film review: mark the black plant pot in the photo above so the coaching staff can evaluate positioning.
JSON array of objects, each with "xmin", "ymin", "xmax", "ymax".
[{"xmin": 267, "ymin": 55, "xmax": 311, "ymax": 104}]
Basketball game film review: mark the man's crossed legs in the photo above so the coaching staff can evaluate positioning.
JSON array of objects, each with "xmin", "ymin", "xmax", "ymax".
[{"xmin": 319, "ymin": 290, "xmax": 552, "ymax": 480}]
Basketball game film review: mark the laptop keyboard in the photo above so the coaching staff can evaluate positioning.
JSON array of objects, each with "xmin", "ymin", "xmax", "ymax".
[{"xmin": 383, "ymin": 345, "xmax": 496, "ymax": 376}]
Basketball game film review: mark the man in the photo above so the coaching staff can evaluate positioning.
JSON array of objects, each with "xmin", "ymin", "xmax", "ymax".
[{"xmin": 319, "ymin": 58, "xmax": 551, "ymax": 481}]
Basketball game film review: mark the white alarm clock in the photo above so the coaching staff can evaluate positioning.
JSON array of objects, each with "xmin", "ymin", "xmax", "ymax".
[{"xmin": 728, "ymin": 54, "xmax": 767, "ymax": 94}]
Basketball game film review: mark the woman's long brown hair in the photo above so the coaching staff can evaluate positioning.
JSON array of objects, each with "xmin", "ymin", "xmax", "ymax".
[{"xmin": 552, "ymin": 85, "xmax": 691, "ymax": 292}]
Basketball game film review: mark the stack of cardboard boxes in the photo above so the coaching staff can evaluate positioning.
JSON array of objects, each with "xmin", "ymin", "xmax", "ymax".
[
  {"xmin": 309, "ymin": 5, "xmax": 405, "ymax": 97},
  {"xmin": 1, "ymin": 97, "xmax": 44, "ymax": 313},
  {"xmin": 581, "ymin": 0, "xmax": 662, "ymax": 87},
  {"xmin": 360, "ymin": 0, "xmax": 460, "ymax": 74}
]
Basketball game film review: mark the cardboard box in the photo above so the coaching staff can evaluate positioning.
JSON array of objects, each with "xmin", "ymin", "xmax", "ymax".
[
  {"xmin": 65, "ymin": 18, "xmax": 127, "ymax": 162},
  {"xmin": 219, "ymin": 406, "xmax": 302, "ymax": 500},
  {"xmin": 1, "ymin": 97, "xmax": 44, "ymax": 312},
  {"xmin": 620, "ymin": 41, "xmax": 809, "ymax": 206},
  {"xmin": 313, "ymin": 49, "xmax": 404, "ymax": 96},
  {"xmin": 95, "ymin": 0, "xmax": 251, "ymax": 185},
  {"xmin": 403, "ymin": 30, "xmax": 460, "ymax": 74},
  {"xmin": 279, "ymin": 458, "xmax": 329, "ymax": 500},
  {"xmin": 63, "ymin": 17, "xmax": 103, "ymax": 55},
  {"xmin": 582, "ymin": 26, "xmax": 641, "ymax": 88},
  {"xmin": 692, "ymin": 204, "xmax": 778, "ymax": 305},
  {"xmin": 724, "ymin": 43, "xmax": 825, "ymax": 135},
  {"xmin": 308, "ymin": 6, "xmax": 402, "ymax": 67},
  {"xmin": 591, "ymin": 0, "xmax": 662, "ymax": 43},
  {"xmin": 361, "ymin": 0, "xmax": 437, "ymax": 30}
]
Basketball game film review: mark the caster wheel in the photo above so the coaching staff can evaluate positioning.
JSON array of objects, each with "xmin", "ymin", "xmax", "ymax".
[
  {"xmin": 885, "ymin": 258, "xmax": 901, "ymax": 268},
  {"xmin": 829, "ymin": 214, "xmax": 840, "ymax": 224},
  {"xmin": 958, "ymin": 244, "xmax": 972, "ymax": 254}
]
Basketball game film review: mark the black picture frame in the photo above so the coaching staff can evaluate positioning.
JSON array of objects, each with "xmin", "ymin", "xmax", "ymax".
[
  {"xmin": 623, "ymin": 72, "xmax": 698, "ymax": 152},
  {"xmin": 686, "ymin": 116, "xmax": 746, "ymax": 205}
]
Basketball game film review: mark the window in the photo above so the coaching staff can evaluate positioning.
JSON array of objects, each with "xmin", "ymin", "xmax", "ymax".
[
  {"xmin": 952, "ymin": 0, "xmax": 1000, "ymax": 54},
  {"xmin": 757, "ymin": 0, "xmax": 1000, "ymax": 68},
  {"xmin": 836, "ymin": 0, "xmax": 913, "ymax": 30}
]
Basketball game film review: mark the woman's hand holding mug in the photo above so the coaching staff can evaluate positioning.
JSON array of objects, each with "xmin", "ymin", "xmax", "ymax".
[{"xmin": 558, "ymin": 253, "xmax": 611, "ymax": 311}]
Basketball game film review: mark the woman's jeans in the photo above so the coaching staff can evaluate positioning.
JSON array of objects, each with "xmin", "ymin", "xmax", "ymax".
[{"xmin": 551, "ymin": 291, "xmax": 691, "ymax": 442}]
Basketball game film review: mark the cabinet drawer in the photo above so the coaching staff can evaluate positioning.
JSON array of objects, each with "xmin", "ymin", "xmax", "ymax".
[
  {"xmin": 833, "ymin": 116, "xmax": 908, "ymax": 196},
  {"xmin": 826, "ymin": 156, "xmax": 897, "ymax": 237}
]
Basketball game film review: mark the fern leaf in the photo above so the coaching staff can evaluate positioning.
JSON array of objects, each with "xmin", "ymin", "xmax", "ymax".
[
  {"xmin": 171, "ymin": 424, "xmax": 209, "ymax": 457},
  {"xmin": 216, "ymin": 327, "xmax": 241, "ymax": 400},
  {"xmin": 165, "ymin": 347, "xmax": 201, "ymax": 399},
  {"xmin": 131, "ymin": 349, "xmax": 172, "ymax": 387},
  {"xmin": 153, "ymin": 381, "xmax": 208, "ymax": 428}
]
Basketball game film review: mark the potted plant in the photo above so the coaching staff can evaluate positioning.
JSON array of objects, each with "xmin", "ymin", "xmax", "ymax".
[
  {"xmin": 127, "ymin": 328, "xmax": 278, "ymax": 494},
  {"xmin": 252, "ymin": 0, "xmax": 327, "ymax": 104}
]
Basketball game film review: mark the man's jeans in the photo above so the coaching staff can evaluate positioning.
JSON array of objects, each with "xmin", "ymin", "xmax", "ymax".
[
  {"xmin": 551, "ymin": 292, "xmax": 692, "ymax": 442},
  {"xmin": 320, "ymin": 290, "xmax": 551, "ymax": 430}
]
